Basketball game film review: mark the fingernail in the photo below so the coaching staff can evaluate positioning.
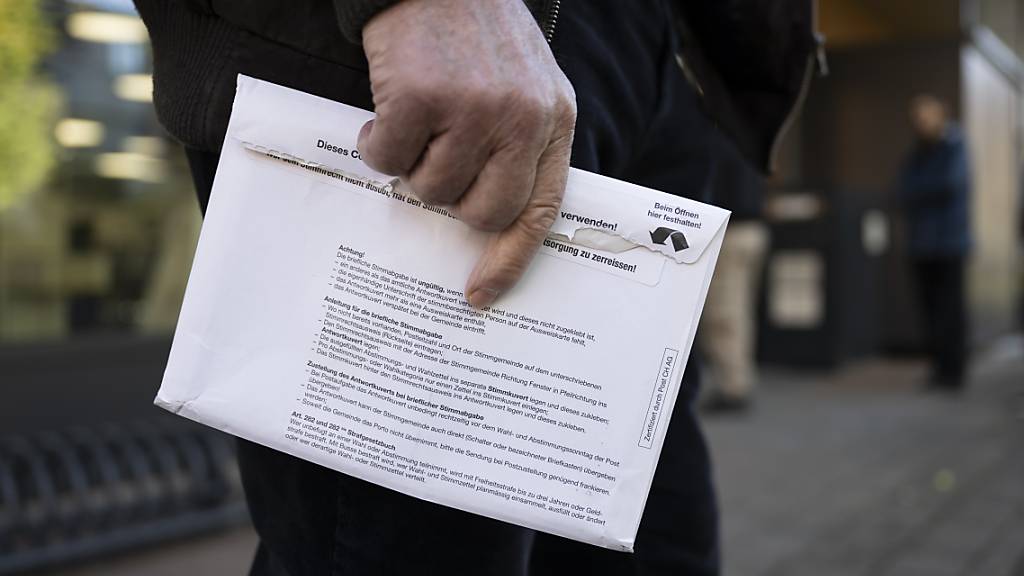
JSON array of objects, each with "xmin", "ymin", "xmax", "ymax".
[
  {"xmin": 356, "ymin": 119, "xmax": 374, "ymax": 153},
  {"xmin": 468, "ymin": 287, "xmax": 499, "ymax": 309}
]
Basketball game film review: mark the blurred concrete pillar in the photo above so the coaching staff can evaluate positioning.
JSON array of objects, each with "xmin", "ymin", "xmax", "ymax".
[
  {"xmin": 137, "ymin": 192, "xmax": 201, "ymax": 333},
  {"xmin": 961, "ymin": 46, "xmax": 1023, "ymax": 339},
  {"xmin": 0, "ymin": 196, "xmax": 70, "ymax": 340}
]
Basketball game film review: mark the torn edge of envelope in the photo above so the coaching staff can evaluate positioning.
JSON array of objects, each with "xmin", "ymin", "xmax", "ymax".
[
  {"xmin": 244, "ymin": 142, "xmax": 400, "ymax": 194},
  {"xmin": 243, "ymin": 141, "xmax": 729, "ymax": 266},
  {"xmin": 549, "ymin": 229, "xmax": 637, "ymax": 254}
]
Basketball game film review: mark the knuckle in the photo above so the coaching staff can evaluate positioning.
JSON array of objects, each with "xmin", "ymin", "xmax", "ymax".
[
  {"xmin": 464, "ymin": 84, "xmax": 515, "ymax": 126},
  {"xmin": 559, "ymin": 77, "xmax": 577, "ymax": 108},
  {"xmin": 517, "ymin": 200, "xmax": 560, "ymax": 237},
  {"xmin": 462, "ymin": 207, "xmax": 512, "ymax": 232},
  {"xmin": 421, "ymin": 85, "xmax": 451, "ymax": 111},
  {"xmin": 520, "ymin": 93, "xmax": 552, "ymax": 121},
  {"xmin": 492, "ymin": 99, "xmax": 549, "ymax": 150},
  {"xmin": 391, "ymin": 80, "xmax": 443, "ymax": 117},
  {"xmin": 374, "ymin": 95, "xmax": 409, "ymax": 121},
  {"xmin": 409, "ymin": 174, "xmax": 454, "ymax": 205},
  {"xmin": 463, "ymin": 83, "xmax": 497, "ymax": 107},
  {"xmin": 556, "ymin": 96, "xmax": 577, "ymax": 126},
  {"xmin": 501, "ymin": 89, "xmax": 551, "ymax": 124},
  {"xmin": 561, "ymin": 96, "xmax": 578, "ymax": 123},
  {"xmin": 553, "ymin": 79, "xmax": 578, "ymax": 123},
  {"xmin": 363, "ymin": 146, "xmax": 403, "ymax": 175}
]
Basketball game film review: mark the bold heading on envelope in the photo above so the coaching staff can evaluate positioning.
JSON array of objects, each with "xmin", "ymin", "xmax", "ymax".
[{"xmin": 156, "ymin": 75, "xmax": 730, "ymax": 551}]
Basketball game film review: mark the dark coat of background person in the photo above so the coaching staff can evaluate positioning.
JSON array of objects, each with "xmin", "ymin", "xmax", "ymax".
[
  {"xmin": 899, "ymin": 125, "xmax": 971, "ymax": 387},
  {"xmin": 134, "ymin": 1, "xmax": 819, "ymax": 575},
  {"xmin": 899, "ymin": 125, "xmax": 971, "ymax": 259}
]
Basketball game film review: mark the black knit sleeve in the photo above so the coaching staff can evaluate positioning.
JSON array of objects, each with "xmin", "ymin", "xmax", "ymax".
[{"xmin": 333, "ymin": 0, "xmax": 404, "ymax": 44}]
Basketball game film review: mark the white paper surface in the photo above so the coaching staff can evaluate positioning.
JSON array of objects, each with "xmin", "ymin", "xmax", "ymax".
[{"xmin": 156, "ymin": 75, "xmax": 730, "ymax": 551}]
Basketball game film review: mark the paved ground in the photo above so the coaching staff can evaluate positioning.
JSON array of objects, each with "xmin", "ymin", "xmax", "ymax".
[
  {"xmin": 706, "ymin": 336, "xmax": 1024, "ymax": 576},
  {"xmin": 35, "ymin": 338, "xmax": 1024, "ymax": 576},
  {"xmin": 33, "ymin": 529, "xmax": 257, "ymax": 576}
]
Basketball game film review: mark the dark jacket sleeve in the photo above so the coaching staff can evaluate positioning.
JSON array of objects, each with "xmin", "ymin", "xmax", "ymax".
[
  {"xmin": 179, "ymin": 0, "xmax": 401, "ymax": 44},
  {"xmin": 332, "ymin": 0, "xmax": 544, "ymax": 44},
  {"xmin": 333, "ymin": 0, "xmax": 403, "ymax": 43}
]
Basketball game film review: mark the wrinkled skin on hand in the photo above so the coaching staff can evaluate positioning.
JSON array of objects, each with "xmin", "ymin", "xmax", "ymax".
[{"xmin": 359, "ymin": 0, "xmax": 577, "ymax": 309}]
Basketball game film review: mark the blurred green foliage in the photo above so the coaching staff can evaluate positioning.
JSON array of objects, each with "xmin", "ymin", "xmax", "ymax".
[{"xmin": 0, "ymin": 0, "xmax": 58, "ymax": 211}]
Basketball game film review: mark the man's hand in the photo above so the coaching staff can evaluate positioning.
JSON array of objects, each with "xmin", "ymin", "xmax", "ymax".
[{"xmin": 359, "ymin": 0, "xmax": 576, "ymax": 309}]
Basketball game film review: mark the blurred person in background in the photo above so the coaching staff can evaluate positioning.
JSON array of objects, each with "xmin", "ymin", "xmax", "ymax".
[
  {"xmin": 899, "ymin": 94, "xmax": 971, "ymax": 390},
  {"xmin": 134, "ymin": 0, "xmax": 819, "ymax": 574},
  {"xmin": 700, "ymin": 135, "xmax": 768, "ymax": 414}
]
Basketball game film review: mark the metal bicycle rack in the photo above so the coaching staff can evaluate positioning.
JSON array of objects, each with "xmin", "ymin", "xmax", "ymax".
[{"xmin": 0, "ymin": 418, "xmax": 247, "ymax": 574}]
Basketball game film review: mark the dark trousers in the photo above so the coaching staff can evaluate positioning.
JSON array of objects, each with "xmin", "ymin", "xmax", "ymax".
[
  {"xmin": 911, "ymin": 256, "xmax": 968, "ymax": 386},
  {"xmin": 184, "ymin": 0, "xmax": 720, "ymax": 574}
]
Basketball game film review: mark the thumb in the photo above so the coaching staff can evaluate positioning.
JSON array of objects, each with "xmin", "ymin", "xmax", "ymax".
[
  {"xmin": 356, "ymin": 119, "xmax": 375, "ymax": 154},
  {"xmin": 465, "ymin": 140, "xmax": 571, "ymax": 309},
  {"xmin": 465, "ymin": 210, "xmax": 555, "ymax": 309}
]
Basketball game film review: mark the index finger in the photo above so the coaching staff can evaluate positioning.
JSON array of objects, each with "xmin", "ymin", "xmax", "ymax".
[{"xmin": 465, "ymin": 135, "xmax": 573, "ymax": 308}]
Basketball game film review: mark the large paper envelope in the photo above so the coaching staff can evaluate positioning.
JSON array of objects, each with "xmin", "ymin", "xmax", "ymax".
[{"xmin": 157, "ymin": 75, "xmax": 729, "ymax": 551}]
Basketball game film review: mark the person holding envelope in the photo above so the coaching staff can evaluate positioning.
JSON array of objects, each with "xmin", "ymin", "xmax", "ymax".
[{"xmin": 134, "ymin": 0, "xmax": 820, "ymax": 574}]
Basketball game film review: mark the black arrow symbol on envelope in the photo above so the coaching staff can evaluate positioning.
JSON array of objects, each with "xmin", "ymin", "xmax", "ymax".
[{"xmin": 649, "ymin": 227, "xmax": 689, "ymax": 252}]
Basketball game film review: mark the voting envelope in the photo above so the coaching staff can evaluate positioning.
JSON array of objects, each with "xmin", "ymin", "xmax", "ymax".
[{"xmin": 156, "ymin": 75, "xmax": 730, "ymax": 551}]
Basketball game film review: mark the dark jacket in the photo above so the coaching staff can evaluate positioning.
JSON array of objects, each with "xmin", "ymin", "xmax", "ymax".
[
  {"xmin": 899, "ymin": 125, "xmax": 972, "ymax": 258},
  {"xmin": 708, "ymin": 131, "xmax": 764, "ymax": 221},
  {"xmin": 672, "ymin": 0, "xmax": 821, "ymax": 172},
  {"xmin": 133, "ymin": 0, "xmax": 818, "ymax": 173}
]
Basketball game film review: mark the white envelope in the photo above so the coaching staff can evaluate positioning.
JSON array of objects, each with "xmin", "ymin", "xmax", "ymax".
[{"xmin": 156, "ymin": 75, "xmax": 729, "ymax": 551}]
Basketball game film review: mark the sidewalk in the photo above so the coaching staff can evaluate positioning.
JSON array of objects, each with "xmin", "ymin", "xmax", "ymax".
[
  {"xmin": 35, "ymin": 340, "xmax": 1024, "ymax": 576},
  {"xmin": 705, "ymin": 336, "xmax": 1024, "ymax": 576}
]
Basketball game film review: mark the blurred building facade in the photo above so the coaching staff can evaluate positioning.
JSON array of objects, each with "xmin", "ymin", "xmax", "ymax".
[
  {"xmin": 0, "ymin": 0, "xmax": 200, "ymax": 343},
  {"xmin": 0, "ymin": 3, "xmax": 237, "ymax": 573}
]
